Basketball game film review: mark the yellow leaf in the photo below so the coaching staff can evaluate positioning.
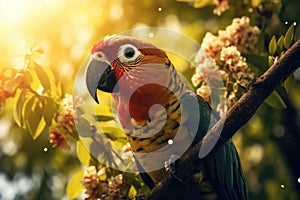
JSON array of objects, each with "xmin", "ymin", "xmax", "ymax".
[
  {"xmin": 66, "ymin": 170, "xmax": 85, "ymax": 200},
  {"xmin": 277, "ymin": 36, "xmax": 284, "ymax": 53},
  {"xmin": 128, "ymin": 185, "xmax": 137, "ymax": 199},
  {"xmin": 98, "ymin": 167, "xmax": 107, "ymax": 181},
  {"xmin": 13, "ymin": 91, "xmax": 26, "ymax": 127},
  {"xmin": 193, "ymin": 0, "xmax": 212, "ymax": 8},
  {"xmin": 268, "ymin": 35, "xmax": 277, "ymax": 55},
  {"xmin": 177, "ymin": 0, "xmax": 195, "ymax": 2},
  {"xmin": 43, "ymin": 97, "xmax": 58, "ymax": 125},
  {"xmin": 77, "ymin": 140, "xmax": 92, "ymax": 166},
  {"xmin": 251, "ymin": 0, "xmax": 262, "ymax": 6},
  {"xmin": 284, "ymin": 24, "xmax": 294, "ymax": 49},
  {"xmin": 34, "ymin": 63, "xmax": 51, "ymax": 91},
  {"xmin": 25, "ymin": 99, "xmax": 46, "ymax": 140}
]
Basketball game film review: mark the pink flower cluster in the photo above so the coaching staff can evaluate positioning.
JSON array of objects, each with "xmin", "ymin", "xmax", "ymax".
[
  {"xmin": 82, "ymin": 166, "xmax": 128, "ymax": 200},
  {"xmin": 49, "ymin": 94, "xmax": 75, "ymax": 150},
  {"xmin": 202, "ymin": 16, "xmax": 260, "ymax": 58},
  {"xmin": 83, "ymin": 166, "xmax": 101, "ymax": 200},
  {"xmin": 193, "ymin": 17, "xmax": 260, "ymax": 116},
  {"xmin": 213, "ymin": 0, "xmax": 230, "ymax": 16},
  {"xmin": 0, "ymin": 89, "xmax": 14, "ymax": 110},
  {"xmin": 220, "ymin": 46, "xmax": 255, "ymax": 87},
  {"xmin": 192, "ymin": 48, "xmax": 221, "ymax": 84},
  {"xmin": 0, "ymin": 69, "xmax": 22, "ymax": 110}
]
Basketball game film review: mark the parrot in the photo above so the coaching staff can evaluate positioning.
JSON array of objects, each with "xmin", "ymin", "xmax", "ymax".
[{"xmin": 85, "ymin": 35, "xmax": 247, "ymax": 200}]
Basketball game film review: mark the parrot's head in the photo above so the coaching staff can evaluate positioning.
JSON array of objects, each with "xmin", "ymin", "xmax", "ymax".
[{"xmin": 86, "ymin": 35, "xmax": 169, "ymax": 103}]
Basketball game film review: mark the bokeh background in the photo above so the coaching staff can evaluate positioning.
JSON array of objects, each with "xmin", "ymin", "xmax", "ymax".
[{"xmin": 1, "ymin": 0, "xmax": 300, "ymax": 199}]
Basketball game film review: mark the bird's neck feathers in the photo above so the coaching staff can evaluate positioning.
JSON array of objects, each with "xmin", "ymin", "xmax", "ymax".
[{"xmin": 113, "ymin": 59, "xmax": 191, "ymax": 128}]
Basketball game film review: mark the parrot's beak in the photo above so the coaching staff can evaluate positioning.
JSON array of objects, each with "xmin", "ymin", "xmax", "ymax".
[{"xmin": 86, "ymin": 58, "xmax": 118, "ymax": 103}]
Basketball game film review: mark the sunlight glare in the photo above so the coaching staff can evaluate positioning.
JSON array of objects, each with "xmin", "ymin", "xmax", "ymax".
[
  {"xmin": 1, "ymin": 0, "xmax": 32, "ymax": 26},
  {"xmin": 0, "ymin": 116, "xmax": 11, "ymax": 139}
]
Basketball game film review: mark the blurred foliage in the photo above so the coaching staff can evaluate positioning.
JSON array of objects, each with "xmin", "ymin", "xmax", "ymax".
[{"xmin": 0, "ymin": 0, "xmax": 300, "ymax": 199}]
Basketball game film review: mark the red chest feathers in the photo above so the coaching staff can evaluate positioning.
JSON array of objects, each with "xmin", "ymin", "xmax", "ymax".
[{"xmin": 118, "ymin": 83, "xmax": 173, "ymax": 125}]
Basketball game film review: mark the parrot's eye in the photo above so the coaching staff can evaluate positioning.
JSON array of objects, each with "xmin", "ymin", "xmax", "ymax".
[
  {"xmin": 124, "ymin": 47, "xmax": 135, "ymax": 58},
  {"xmin": 118, "ymin": 44, "xmax": 140, "ymax": 63}
]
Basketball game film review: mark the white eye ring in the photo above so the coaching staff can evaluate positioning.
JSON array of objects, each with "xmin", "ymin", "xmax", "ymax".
[
  {"xmin": 118, "ymin": 44, "xmax": 140, "ymax": 63},
  {"xmin": 92, "ymin": 51, "xmax": 107, "ymax": 62}
]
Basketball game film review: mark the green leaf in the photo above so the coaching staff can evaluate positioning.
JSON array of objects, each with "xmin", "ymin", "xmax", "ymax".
[
  {"xmin": 34, "ymin": 63, "xmax": 51, "ymax": 91},
  {"xmin": 101, "ymin": 126, "xmax": 127, "ymax": 148},
  {"xmin": 268, "ymin": 35, "xmax": 277, "ymax": 55},
  {"xmin": 284, "ymin": 24, "xmax": 294, "ymax": 49},
  {"xmin": 23, "ymin": 95, "xmax": 35, "ymax": 127},
  {"xmin": 276, "ymin": 36, "xmax": 284, "ymax": 53},
  {"xmin": 283, "ymin": 74, "xmax": 295, "ymax": 93},
  {"xmin": 264, "ymin": 90, "xmax": 287, "ymax": 109},
  {"xmin": 244, "ymin": 53, "xmax": 268, "ymax": 70},
  {"xmin": 66, "ymin": 170, "xmax": 85, "ymax": 200},
  {"xmin": 39, "ymin": 64, "xmax": 57, "ymax": 95},
  {"xmin": 43, "ymin": 97, "xmax": 58, "ymax": 125},
  {"xmin": 69, "ymin": 128, "xmax": 79, "ymax": 141},
  {"xmin": 13, "ymin": 91, "xmax": 26, "ymax": 127},
  {"xmin": 101, "ymin": 126, "xmax": 126, "ymax": 141},
  {"xmin": 76, "ymin": 116, "xmax": 93, "ymax": 137},
  {"xmin": 77, "ymin": 140, "xmax": 92, "ymax": 166},
  {"xmin": 95, "ymin": 115, "xmax": 115, "ymax": 122},
  {"xmin": 78, "ymin": 137, "xmax": 100, "ymax": 167},
  {"xmin": 33, "ymin": 117, "xmax": 47, "ymax": 140},
  {"xmin": 25, "ymin": 98, "xmax": 46, "ymax": 139}
]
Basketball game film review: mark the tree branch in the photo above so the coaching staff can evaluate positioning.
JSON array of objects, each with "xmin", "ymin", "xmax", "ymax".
[{"xmin": 143, "ymin": 39, "xmax": 300, "ymax": 200}]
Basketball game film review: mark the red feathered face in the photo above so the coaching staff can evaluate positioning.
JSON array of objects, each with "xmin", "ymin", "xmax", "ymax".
[
  {"xmin": 91, "ymin": 35, "xmax": 166, "ymax": 63},
  {"xmin": 86, "ymin": 35, "xmax": 169, "ymax": 103}
]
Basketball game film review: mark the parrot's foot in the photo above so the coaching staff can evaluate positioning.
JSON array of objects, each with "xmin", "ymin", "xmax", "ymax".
[
  {"xmin": 164, "ymin": 154, "xmax": 183, "ymax": 182},
  {"xmin": 133, "ymin": 194, "xmax": 146, "ymax": 200}
]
